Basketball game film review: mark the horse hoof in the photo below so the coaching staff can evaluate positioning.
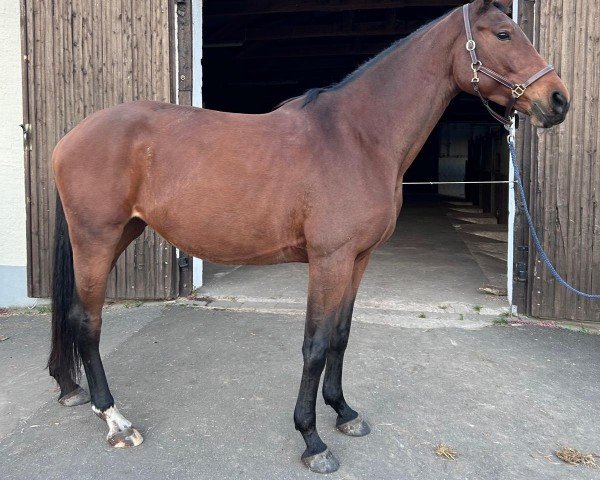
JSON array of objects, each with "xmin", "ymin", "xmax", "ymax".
[
  {"xmin": 302, "ymin": 448, "xmax": 340, "ymax": 474},
  {"xmin": 107, "ymin": 427, "xmax": 144, "ymax": 448},
  {"xmin": 337, "ymin": 416, "xmax": 371, "ymax": 437},
  {"xmin": 58, "ymin": 386, "xmax": 91, "ymax": 407}
]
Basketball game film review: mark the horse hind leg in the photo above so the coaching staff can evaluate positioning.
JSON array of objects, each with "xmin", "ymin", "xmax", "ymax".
[
  {"xmin": 50, "ymin": 204, "xmax": 146, "ymax": 447},
  {"xmin": 50, "ymin": 217, "xmax": 146, "ymax": 407},
  {"xmin": 73, "ymin": 218, "xmax": 146, "ymax": 447}
]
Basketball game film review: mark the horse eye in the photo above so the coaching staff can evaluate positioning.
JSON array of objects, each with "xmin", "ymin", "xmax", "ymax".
[{"xmin": 496, "ymin": 31, "xmax": 511, "ymax": 41}]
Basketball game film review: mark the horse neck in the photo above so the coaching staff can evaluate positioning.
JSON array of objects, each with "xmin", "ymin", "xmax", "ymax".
[{"xmin": 334, "ymin": 9, "xmax": 463, "ymax": 176}]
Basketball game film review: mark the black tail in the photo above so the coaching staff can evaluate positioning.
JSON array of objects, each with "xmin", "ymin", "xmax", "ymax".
[{"xmin": 47, "ymin": 193, "xmax": 81, "ymax": 383}]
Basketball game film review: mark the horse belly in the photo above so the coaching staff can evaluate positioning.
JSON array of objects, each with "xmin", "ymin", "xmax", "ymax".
[{"xmin": 142, "ymin": 202, "xmax": 308, "ymax": 265}]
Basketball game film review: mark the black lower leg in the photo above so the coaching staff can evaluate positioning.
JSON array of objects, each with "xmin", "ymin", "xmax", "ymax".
[
  {"xmin": 294, "ymin": 333, "xmax": 329, "ymax": 458},
  {"xmin": 78, "ymin": 317, "xmax": 114, "ymax": 411},
  {"xmin": 322, "ymin": 301, "xmax": 358, "ymax": 424},
  {"xmin": 323, "ymin": 349, "xmax": 358, "ymax": 424}
]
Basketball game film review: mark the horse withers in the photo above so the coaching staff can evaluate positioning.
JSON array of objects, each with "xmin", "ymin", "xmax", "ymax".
[{"xmin": 48, "ymin": 0, "xmax": 569, "ymax": 473}]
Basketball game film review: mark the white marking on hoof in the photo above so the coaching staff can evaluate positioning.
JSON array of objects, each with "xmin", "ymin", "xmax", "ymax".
[{"xmin": 93, "ymin": 405, "xmax": 144, "ymax": 447}]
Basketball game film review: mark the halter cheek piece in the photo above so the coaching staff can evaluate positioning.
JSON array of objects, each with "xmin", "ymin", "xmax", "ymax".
[{"xmin": 463, "ymin": 3, "xmax": 555, "ymax": 127}]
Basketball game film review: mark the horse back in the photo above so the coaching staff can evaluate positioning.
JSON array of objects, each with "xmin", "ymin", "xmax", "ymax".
[{"xmin": 53, "ymin": 100, "xmax": 396, "ymax": 264}]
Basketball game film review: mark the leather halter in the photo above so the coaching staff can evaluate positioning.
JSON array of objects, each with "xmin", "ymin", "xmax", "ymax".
[{"xmin": 462, "ymin": 3, "xmax": 555, "ymax": 127}]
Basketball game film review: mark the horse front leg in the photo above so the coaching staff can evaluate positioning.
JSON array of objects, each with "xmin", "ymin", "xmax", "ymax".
[
  {"xmin": 294, "ymin": 252, "xmax": 355, "ymax": 474},
  {"xmin": 322, "ymin": 254, "xmax": 371, "ymax": 437}
]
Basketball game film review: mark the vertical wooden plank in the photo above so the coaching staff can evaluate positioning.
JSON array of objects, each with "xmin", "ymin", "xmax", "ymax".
[
  {"xmin": 91, "ymin": 0, "xmax": 103, "ymax": 110},
  {"xmin": 554, "ymin": 0, "xmax": 575, "ymax": 319},
  {"xmin": 584, "ymin": 0, "xmax": 599, "ymax": 320},
  {"xmin": 176, "ymin": 0, "xmax": 194, "ymax": 296},
  {"xmin": 587, "ymin": 0, "xmax": 600, "ymax": 321},
  {"xmin": 20, "ymin": 0, "xmax": 34, "ymax": 296},
  {"xmin": 47, "ymin": 0, "xmax": 66, "ymax": 290},
  {"xmin": 39, "ymin": 0, "xmax": 56, "ymax": 297},
  {"xmin": 81, "ymin": 0, "xmax": 94, "ymax": 118},
  {"xmin": 28, "ymin": 0, "xmax": 42, "ymax": 297},
  {"xmin": 568, "ymin": 0, "xmax": 587, "ymax": 318},
  {"xmin": 530, "ymin": 0, "xmax": 549, "ymax": 317},
  {"xmin": 525, "ymin": 0, "xmax": 542, "ymax": 316},
  {"xmin": 29, "ymin": 0, "xmax": 42, "ymax": 297},
  {"xmin": 546, "ymin": 0, "xmax": 562, "ymax": 319}
]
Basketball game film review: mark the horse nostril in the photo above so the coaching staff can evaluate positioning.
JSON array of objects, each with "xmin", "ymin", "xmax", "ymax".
[{"xmin": 551, "ymin": 91, "xmax": 568, "ymax": 114}]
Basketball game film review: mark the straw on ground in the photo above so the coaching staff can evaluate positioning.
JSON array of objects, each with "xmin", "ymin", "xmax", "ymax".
[
  {"xmin": 435, "ymin": 443, "xmax": 458, "ymax": 460},
  {"xmin": 555, "ymin": 446, "xmax": 599, "ymax": 469}
]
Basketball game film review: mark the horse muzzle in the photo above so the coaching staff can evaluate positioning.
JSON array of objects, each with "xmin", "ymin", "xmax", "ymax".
[{"xmin": 531, "ymin": 90, "xmax": 570, "ymax": 128}]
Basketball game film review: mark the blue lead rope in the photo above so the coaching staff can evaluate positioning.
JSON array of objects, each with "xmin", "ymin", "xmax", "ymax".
[{"xmin": 508, "ymin": 137, "xmax": 600, "ymax": 299}]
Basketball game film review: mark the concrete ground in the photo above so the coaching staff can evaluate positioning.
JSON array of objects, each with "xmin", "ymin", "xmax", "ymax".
[
  {"xmin": 1, "ymin": 304, "xmax": 599, "ymax": 480},
  {"xmin": 1, "ymin": 201, "xmax": 599, "ymax": 479}
]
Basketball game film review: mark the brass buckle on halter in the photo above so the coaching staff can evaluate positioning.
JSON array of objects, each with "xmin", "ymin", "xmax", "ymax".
[
  {"xmin": 512, "ymin": 85, "xmax": 526, "ymax": 98},
  {"xmin": 466, "ymin": 40, "xmax": 476, "ymax": 51},
  {"xmin": 471, "ymin": 61, "xmax": 482, "ymax": 83}
]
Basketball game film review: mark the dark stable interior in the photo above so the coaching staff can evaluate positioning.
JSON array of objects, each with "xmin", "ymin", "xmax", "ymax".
[{"xmin": 202, "ymin": 1, "xmax": 510, "ymax": 224}]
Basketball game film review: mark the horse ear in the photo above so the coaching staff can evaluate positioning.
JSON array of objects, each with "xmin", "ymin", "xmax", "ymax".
[
  {"xmin": 479, "ymin": 0, "xmax": 494, "ymax": 11},
  {"xmin": 494, "ymin": 0, "xmax": 513, "ymax": 9},
  {"xmin": 479, "ymin": 0, "xmax": 513, "ymax": 12}
]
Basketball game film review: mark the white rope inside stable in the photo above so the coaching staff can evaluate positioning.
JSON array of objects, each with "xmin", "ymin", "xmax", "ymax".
[{"xmin": 403, "ymin": 181, "xmax": 515, "ymax": 185}]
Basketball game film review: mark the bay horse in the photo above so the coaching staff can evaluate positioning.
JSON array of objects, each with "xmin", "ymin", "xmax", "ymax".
[{"xmin": 49, "ymin": 0, "xmax": 569, "ymax": 473}]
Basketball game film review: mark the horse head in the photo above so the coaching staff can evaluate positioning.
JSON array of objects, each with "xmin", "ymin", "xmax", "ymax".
[{"xmin": 454, "ymin": 0, "xmax": 570, "ymax": 128}]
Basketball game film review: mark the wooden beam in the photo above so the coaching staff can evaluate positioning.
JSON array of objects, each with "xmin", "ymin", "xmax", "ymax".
[
  {"xmin": 175, "ymin": 0, "xmax": 194, "ymax": 296},
  {"xmin": 237, "ymin": 42, "xmax": 387, "ymax": 59},
  {"xmin": 205, "ymin": 20, "xmax": 422, "ymax": 45},
  {"xmin": 513, "ymin": 0, "xmax": 535, "ymax": 315},
  {"xmin": 205, "ymin": 0, "xmax": 463, "ymax": 17}
]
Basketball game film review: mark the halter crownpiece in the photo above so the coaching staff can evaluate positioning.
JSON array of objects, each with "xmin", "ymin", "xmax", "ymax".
[{"xmin": 462, "ymin": 3, "xmax": 555, "ymax": 127}]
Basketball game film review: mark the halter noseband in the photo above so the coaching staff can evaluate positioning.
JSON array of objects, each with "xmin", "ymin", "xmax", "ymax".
[{"xmin": 463, "ymin": 3, "xmax": 554, "ymax": 127}]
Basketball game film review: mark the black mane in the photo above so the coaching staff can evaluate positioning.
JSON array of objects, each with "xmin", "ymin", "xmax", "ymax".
[
  {"xmin": 279, "ymin": 11, "xmax": 452, "ymax": 109},
  {"xmin": 277, "ymin": 1, "xmax": 509, "ymax": 110}
]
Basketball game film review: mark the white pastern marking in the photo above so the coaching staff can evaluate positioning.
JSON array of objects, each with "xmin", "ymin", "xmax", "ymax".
[
  {"xmin": 93, "ymin": 406, "xmax": 132, "ymax": 435},
  {"xmin": 92, "ymin": 404, "xmax": 143, "ymax": 447}
]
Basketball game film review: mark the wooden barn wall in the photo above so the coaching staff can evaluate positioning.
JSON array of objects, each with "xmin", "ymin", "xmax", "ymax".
[
  {"xmin": 518, "ymin": 0, "xmax": 600, "ymax": 321},
  {"xmin": 21, "ymin": 0, "xmax": 179, "ymax": 299}
]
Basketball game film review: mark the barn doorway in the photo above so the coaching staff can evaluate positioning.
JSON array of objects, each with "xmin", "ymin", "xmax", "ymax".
[{"xmin": 200, "ymin": 1, "xmax": 511, "ymax": 312}]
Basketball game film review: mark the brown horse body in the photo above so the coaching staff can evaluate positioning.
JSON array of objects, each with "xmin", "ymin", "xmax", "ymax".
[
  {"xmin": 49, "ymin": 0, "xmax": 569, "ymax": 473},
  {"xmin": 56, "ymin": 96, "xmax": 401, "ymax": 268}
]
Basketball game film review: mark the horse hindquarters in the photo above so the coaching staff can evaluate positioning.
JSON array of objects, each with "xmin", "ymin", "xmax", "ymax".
[{"xmin": 49, "ymin": 193, "xmax": 145, "ymax": 447}]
